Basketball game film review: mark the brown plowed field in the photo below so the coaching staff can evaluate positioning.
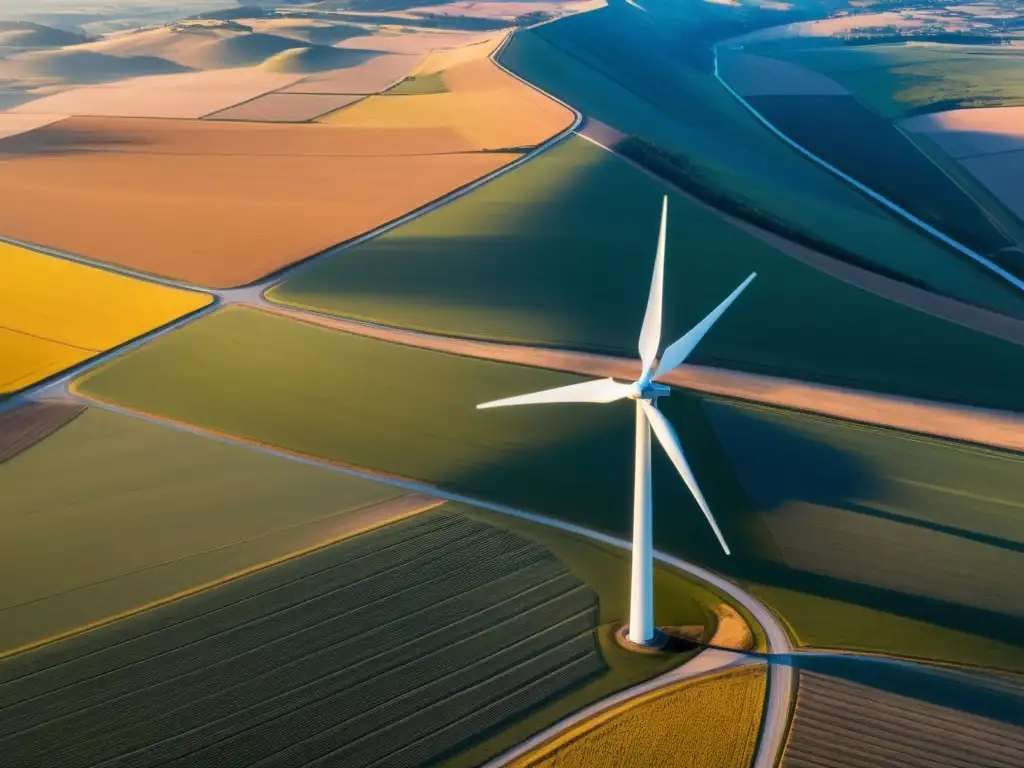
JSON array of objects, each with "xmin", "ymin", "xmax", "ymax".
[
  {"xmin": 783, "ymin": 668, "xmax": 1024, "ymax": 768},
  {"xmin": 0, "ymin": 400, "xmax": 84, "ymax": 464},
  {"xmin": 0, "ymin": 116, "xmax": 517, "ymax": 287}
]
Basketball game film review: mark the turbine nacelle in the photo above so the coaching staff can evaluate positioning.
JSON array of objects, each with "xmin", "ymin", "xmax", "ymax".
[{"xmin": 627, "ymin": 379, "xmax": 670, "ymax": 401}]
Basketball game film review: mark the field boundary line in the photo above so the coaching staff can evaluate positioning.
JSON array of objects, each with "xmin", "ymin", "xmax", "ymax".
[
  {"xmin": 54, "ymin": 386, "xmax": 796, "ymax": 768},
  {"xmin": 252, "ymin": 26, "xmax": 584, "ymax": 294},
  {"xmin": 0, "ymin": 495, "xmax": 444, "ymax": 661},
  {"xmin": 574, "ymin": 131, "xmax": 1024, "ymax": 348},
  {"xmin": 497, "ymin": 661, "xmax": 764, "ymax": 767},
  {"xmin": 254, "ymin": 304, "xmax": 1024, "ymax": 452},
  {"xmin": 712, "ymin": 45, "xmax": 1024, "ymax": 295}
]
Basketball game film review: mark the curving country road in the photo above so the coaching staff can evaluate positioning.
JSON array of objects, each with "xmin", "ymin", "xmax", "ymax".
[
  {"xmin": 711, "ymin": 44, "xmax": 1024, "ymax": 295},
  {"xmin": 38, "ymin": 387, "xmax": 800, "ymax": 768}
]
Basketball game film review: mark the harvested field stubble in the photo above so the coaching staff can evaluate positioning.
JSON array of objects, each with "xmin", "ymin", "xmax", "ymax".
[
  {"xmin": 518, "ymin": 665, "xmax": 767, "ymax": 767},
  {"xmin": 0, "ymin": 116, "xmax": 518, "ymax": 287},
  {"xmin": 782, "ymin": 661, "xmax": 1024, "ymax": 768},
  {"xmin": 9, "ymin": 67, "xmax": 303, "ymax": 119},
  {"xmin": 0, "ymin": 512, "xmax": 607, "ymax": 767}
]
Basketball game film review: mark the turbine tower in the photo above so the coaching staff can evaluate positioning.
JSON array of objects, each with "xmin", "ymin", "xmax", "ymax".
[{"xmin": 478, "ymin": 196, "xmax": 756, "ymax": 647}]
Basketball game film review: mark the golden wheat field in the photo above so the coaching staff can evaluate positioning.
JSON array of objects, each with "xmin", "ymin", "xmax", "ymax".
[{"xmin": 516, "ymin": 665, "xmax": 767, "ymax": 767}]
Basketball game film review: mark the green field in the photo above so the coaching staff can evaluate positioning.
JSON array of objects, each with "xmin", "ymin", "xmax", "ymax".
[
  {"xmin": 748, "ymin": 40, "xmax": 1024, "ymax": 117},
  {"xmin": 495, "ymin": 5, "xmax": 1019, "ymax": 310},
  {"xmin": 745, "ymin": 93, "xmax": 1015, "ymax": 258},
  {"xmin": 0, "ymin": 507, "xmax": 730, "ymax": 767},
  {"xmin": 75, "ymin": 307, "xmax": 1024, "ymax": 669},
  {"xmin": 269, "ymin": 140, "xmax": 1024, "ymax": 412},
  {"xmin": 704, "ymin": 399, "xmax": 1024, "ymax": 671},
  {"xmin": 0, "ymin": 406, "xmax": 405, "ymax": 654}
]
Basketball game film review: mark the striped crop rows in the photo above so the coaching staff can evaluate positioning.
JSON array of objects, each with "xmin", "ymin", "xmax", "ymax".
[
  {"xmin": 0, "ymin": 512, "xmax": 604, "ymax": 767},
  {"xmin": 783, "ymin": 668, "xmax": 1024, "ymax": 768}
]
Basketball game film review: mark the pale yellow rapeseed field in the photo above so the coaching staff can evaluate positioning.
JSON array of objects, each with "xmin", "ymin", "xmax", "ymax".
[
  {"xmin": 516, "ymin": 665, "xmax": 767, "ymax": 768},
  {"xmin": 0, "ymin": 242, "xmax": 211, "ymax": 394}
]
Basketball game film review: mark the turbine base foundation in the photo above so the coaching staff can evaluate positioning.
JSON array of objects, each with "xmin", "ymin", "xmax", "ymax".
[{"xmin": 614, "ymin": 625, "xmax": 695, "ymax": 655}]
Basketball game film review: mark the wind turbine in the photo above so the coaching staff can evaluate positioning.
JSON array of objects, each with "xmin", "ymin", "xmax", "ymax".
[{"xmin": 477, "ymin": 196, "xmax": 756, "ymax": 647}]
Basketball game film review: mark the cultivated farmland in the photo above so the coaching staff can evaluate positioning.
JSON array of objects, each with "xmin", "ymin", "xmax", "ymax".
[
  {"xmin": 704, "ymin": 398, "xmax": 1024, "ymax": 671},
  {"xmin": 320, "ymin": 33, "xmax": 575, "ymax": 151},
  {"xmin": 749, "ymin": 41, "xmax": 1024, "ymax": 118},
  {"xmin": 0, "ymin": 241, "xmax": 210, "ymax": 395},
  {"xmin": 8, "ymin": 68, "xmax": 305, "ymax": 119},
  {"xmin": 902, "ymin": 106, "xmax": 1024, "ymax": 228},
  {"xmin": 515, "ymin": 665, "xmax": 767, "ymax": 768},
  {"xmin": 0, "ymin": 400, "xmax": 84, "ymax": 464},
  {"xmin": 268, "ymin": 138, "xmax": 1024, "ymax": 412},
  {"xmin": 0, "ymin": 407, "xmax": 410, "ymax": 654},
  {"xmin": 204, "ymin": 92, "xmax": 363, "ymax": 122},
  {"xmin": 782, "ymin": 658, "xmax": 1024, "ymax": 768},
  {"xmin": 72, "ymin": 306, "xmax": 1024, "ymax": 670},
  {"xmin": 0, "ymin": 116, "xmax": 518, "ymax": 287},
  {"xmin": 497, "ymin": 7, "xmax": 1012, "ymax": 309},
  {"xmin": 0, "ymin": 508, "xmax": 720, "ymax": 767},
  {"xmin": 743, "ymin": 92, "xmax": 1014, "ymax": 256}
]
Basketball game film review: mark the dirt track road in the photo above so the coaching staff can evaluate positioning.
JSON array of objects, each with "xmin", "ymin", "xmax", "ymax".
[{"xmin": 262, "ymin": 304, "xmax": 1024, "ymax": 453}]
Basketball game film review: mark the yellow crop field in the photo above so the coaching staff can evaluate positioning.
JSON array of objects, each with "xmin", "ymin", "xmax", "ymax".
[
  {"xmin": 516, "ymin": 665, "xmax": 767, "ymax": 768},
  {"xmin": 0, "ymin": 242, "xmax": 211, "ymax": 394}
]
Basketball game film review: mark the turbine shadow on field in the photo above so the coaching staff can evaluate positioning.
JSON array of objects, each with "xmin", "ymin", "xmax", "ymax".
[
  {"xmin": 772, "ymin": 654, "xmax": 1024, "ymax": 726},
  {"xmin": 702, "ymin": 400, "xmax": 1024, "ymax": 651}
]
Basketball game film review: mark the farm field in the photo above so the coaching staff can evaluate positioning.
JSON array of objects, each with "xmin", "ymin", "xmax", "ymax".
[
  {"xmin": 0, "ymin": 507, "xmax": 724, "ymax": 767},
  {"xmin": 0, "ymin": 116, "xmax": 518, "ymax": 287},
  {"xmin": 320, "ymin": 34, "xmax": 575, "ymax": 151},
  {"xmin": 72, "ymin": 306, "xmax": 1021, "ymax": 669},
  {"xmin": 0, "ymin": 240, "xmax": 210, "ymax": 395},
  {"xmin": 0, "ymin": 400, "xmax": 84, "ymax": 463},
  {"xmin": 496, "ymin": 6, "xmax": 1015, "ymax": 309},
  {"xmin": 514, "ymin": 665, "xmax": 767, "ymax": 768},
  {"xmin": 204, "ymin": 92, "xmax": 363, "ymax": 122},
  {"xmin": 268, "ymin": 138, "xmax": 1024, "ymax": 413},
  {"xmin": 744, "ymin": 93, "xmax": 1014, "ymax": 256},
  {"xmin": 782, "ymin": 657, "xmax": 1024, "ymax": 767},
  {"xmin": 745, "ymin": 41, "xmax": 1024, "ymax": 118},
  {"xmin": 8, "ymin": 67, "xmax": 305, "ymax": 119},
  {"xmin": 703, "ymin": 398, "xmax": 1024, "ymax": 671},
  {"xmin": 0, "ymin": 406, "xmax": 412, "ymax": 654}
]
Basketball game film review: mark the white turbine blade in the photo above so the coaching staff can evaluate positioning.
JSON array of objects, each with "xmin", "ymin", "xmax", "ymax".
[
  {"xmin": 477, "ymin": 378, "xmax": 631, "ymax": 409},
  {"xmin": 654, "ymin": 272, "xmax": 756, "ymax": 379},
  {"xmin": 639, "ymin": 400, "xmax": 731, "ymax": 555},
  {"xmin": 638, "ymin": 196, "xmax": 668, "ymax": 379}
]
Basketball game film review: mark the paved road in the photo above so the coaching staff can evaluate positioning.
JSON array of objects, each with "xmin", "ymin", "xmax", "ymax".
[
  {"xmin": 574, "ymin": 130, "xmax": 1024, "ymax": 349},
  {"xmin": 43, "ymin": 389, "xmax": 800, "ymax": 768},
  {"xmin": 711, "ymin": 44, "xmax": 1024, "ymax": 295}
]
